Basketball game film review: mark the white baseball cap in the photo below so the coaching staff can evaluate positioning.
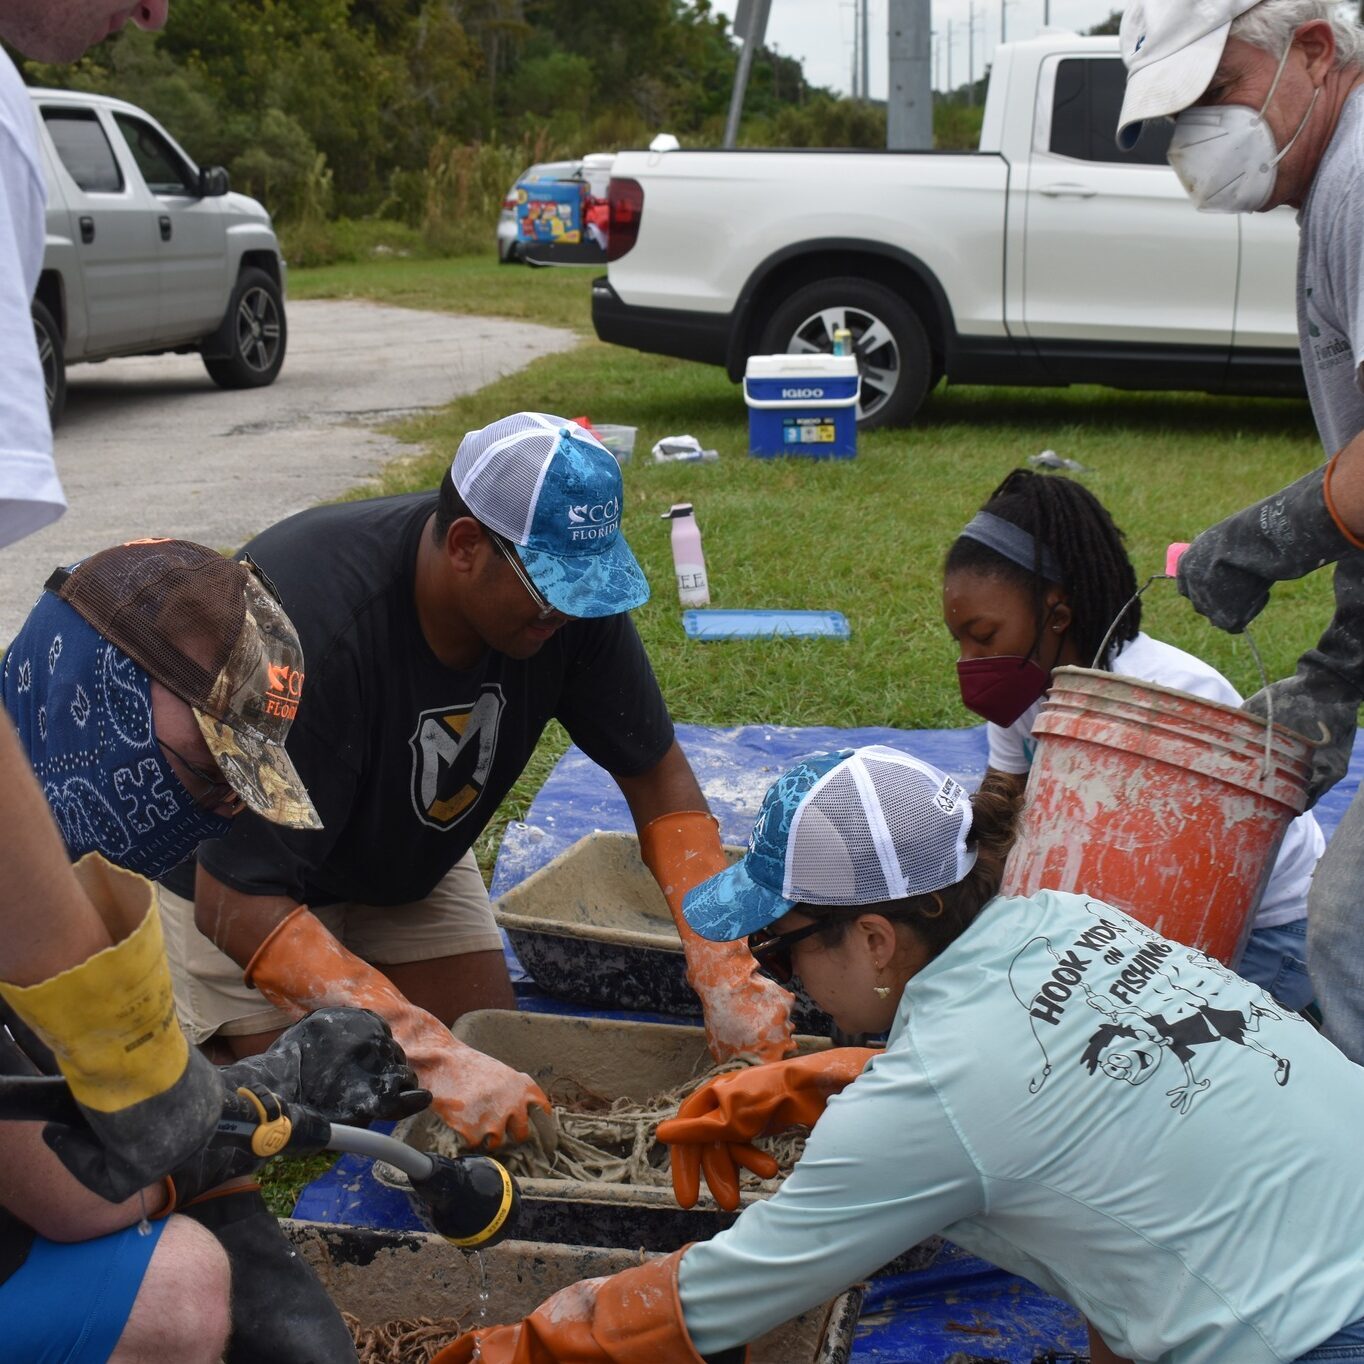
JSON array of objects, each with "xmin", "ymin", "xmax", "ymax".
[
  {"xmin": 682, "ymin": 746, "xmax": 978, "ymax": 942},
  {"xmin": 1116, "ymin": 0, "xmax": 1265, "ymax": 150}
]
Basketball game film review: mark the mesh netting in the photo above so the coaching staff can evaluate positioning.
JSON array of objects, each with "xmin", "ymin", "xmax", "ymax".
[
  {"xmin": 52, "ymin": 540, "xmax": 246, "ymax": 713},
  {"xmin": 345, "ymin": 1313, "xmax": 466, "ymax": 1364},
  {"xmin": 787, "ymin": 765, "xmax": 891, "ymax": 904},
  {"xmin": 454, "ymin": 413, "xmax": 563, "ymax": 542},
  {"xmin": 384, "ymin": 1058, "xmax": 807, "ymax": 1195},
  {"xmin": 866, "ymin": 751, "xmax": 974, "ymax": 898},
  {"xmin": 785, "ymin": 747, "xmax": 974, "ymax": 904}
]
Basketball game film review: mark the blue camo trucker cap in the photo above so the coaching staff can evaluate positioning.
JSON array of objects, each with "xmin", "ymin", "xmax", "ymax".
[
  {"xmin": 683, "ymin": 746, "xmax": 978, "ymax": 942},
  {"xmin": 452, "ymin": 412, "xmax": 648, "ymax": 619}
]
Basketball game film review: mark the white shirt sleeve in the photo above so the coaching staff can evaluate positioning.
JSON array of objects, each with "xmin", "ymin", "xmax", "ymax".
[
  {"xmin": 676, "ymin": 1044, "xmax": 984, "ymax": 1356},
  {"xmin": 0, "ymin": 62, "xmax": 65, "ymax": 549}
]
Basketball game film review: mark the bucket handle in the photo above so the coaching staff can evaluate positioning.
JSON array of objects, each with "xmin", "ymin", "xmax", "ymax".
[{"xmin": 1091, "ymin": 574, "xmax": 1275, "ymax": 782}]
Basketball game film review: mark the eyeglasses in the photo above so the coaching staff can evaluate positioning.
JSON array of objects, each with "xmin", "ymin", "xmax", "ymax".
[
  {"xmin": 158, "ymin": 738, "xmax": 243, "ymax": 814},
  {"xmin": 488, "ymin": 531, "xmax": 556, "ymax": 621},
  {"xmin": 747, "ymin": 919, "xmax": 827, "ymax": 986}
]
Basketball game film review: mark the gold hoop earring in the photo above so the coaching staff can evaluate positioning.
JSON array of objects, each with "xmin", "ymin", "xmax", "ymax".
[{"xmin": 921, "ymin": 891, "xmax": 946, "ymax": 920}]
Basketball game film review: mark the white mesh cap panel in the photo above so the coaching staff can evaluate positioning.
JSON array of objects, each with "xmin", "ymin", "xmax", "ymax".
[
  {"xmin": 864, "ymin": 750, "xmax": 976, "ymax": 896},
  {"xmin": 784, "ymin": 767, "xmax": 894, "ymax": 904},
  {"xmin": 452, "ymin": 412, "xmax": 563, "ymax": 542},
  {"xmin": 784, "ymin": 747, "xmax": 976, "ymax": 906}
]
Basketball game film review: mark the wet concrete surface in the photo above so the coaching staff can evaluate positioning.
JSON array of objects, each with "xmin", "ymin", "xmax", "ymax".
[{"xmin": 0, "ymin": 298, "xmax": 578, "ymax": 639}]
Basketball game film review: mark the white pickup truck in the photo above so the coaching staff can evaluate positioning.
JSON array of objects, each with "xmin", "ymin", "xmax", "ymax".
[{"xmin": 592, "ymin": 33, "xmax": 1303, "ymax": 426}]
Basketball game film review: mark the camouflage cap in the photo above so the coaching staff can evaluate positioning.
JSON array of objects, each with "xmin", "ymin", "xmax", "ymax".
[{"xmin": 48, "ymin": 540, "xmax": 321, "ymax": 830}]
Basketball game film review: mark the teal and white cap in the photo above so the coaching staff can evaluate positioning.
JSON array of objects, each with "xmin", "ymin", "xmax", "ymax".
[
  {"xmin": 452, "ymin": 412, "xmax": 649, "ymax": 619},
  {"xmin": 683, "ymin": 745, "xmax": 978, "ymax": 942}
]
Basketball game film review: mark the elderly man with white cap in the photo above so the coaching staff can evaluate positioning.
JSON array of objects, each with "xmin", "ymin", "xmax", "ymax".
[{"xmin": 1120, "ymin": 1, "xmax": 1364, "ymax": 1074}]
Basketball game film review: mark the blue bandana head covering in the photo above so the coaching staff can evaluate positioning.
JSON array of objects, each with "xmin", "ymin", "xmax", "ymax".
[{"xmin": 2, "ymin": 592, "xmax": 232, "ymax": 878}]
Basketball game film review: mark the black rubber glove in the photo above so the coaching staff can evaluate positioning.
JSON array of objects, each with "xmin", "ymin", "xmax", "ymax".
[
  {"xmin": 167, "ymin": 1006, "xmax": 426, "ymax": 1206},
  {"xmin": 1244, "ymin": 554, "xmax": 1364, "ymax": 807},
  {"xmin": 1178, "ymin": 463, "xmax": 1354, "ymax": 633}
]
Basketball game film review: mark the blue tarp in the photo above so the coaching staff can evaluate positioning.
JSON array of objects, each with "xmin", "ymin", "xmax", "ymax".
[{"xmin": 298, "ymin": 720, "xmax": 1364, "ymax": 1363}]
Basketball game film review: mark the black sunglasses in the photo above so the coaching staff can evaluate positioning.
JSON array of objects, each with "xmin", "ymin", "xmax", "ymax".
[
  {"xmin": 488, "ymin": 530, "xmax": 556, "ymax": 620},
  {"xmin": 159, "ymin": 738, "xmax": 241, "ymax": 813},
  {"xmin": 747, "ymin": 920, "xmax": 826, "ymax": 986}
]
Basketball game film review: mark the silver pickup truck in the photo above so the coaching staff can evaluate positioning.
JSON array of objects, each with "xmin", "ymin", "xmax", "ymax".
[{"xmin": 29, "ymin": 88, "xmax": 287, "ymax": 423}]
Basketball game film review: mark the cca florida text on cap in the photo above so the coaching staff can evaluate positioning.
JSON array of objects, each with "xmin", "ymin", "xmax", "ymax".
[
  {"xmin": 1116, "ymin": 0, "xmax": 1265, "ymax": 150},
  {"xmin": 451, "ymin": 412, "xmax": 649, "ymax": 620}
]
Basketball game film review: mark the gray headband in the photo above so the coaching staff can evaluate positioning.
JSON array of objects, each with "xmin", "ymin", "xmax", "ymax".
[{"xmin": 958, "ymin": 511, "xmax": 1064, "ymax": 583}]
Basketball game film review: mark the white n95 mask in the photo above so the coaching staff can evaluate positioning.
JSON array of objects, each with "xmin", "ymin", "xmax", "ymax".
[{"xmin": 1167, "ymin": 42, "xmax": 1320, "ymax": 213}]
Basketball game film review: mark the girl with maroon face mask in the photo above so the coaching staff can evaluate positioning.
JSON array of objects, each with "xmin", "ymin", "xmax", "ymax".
[
  {"xmin": 941, "ymin": 467, "xmax": 1325, "ymax": 1015},
  {"xmin": 942, "ymin": 468, "xmax": 1136, "ymax": 738}
]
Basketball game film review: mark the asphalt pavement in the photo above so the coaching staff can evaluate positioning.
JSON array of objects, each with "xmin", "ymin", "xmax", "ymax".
[{"xmin": 0, "ymin": 298, "xmax": 578, "ymax": 639}]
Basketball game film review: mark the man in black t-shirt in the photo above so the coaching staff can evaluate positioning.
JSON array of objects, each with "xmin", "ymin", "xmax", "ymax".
[{"xmin": 159, "ymin": 413, "xmax": 796, "ymax": 1150}]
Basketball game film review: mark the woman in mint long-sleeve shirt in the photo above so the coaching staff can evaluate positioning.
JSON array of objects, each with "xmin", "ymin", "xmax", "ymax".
[{"xmin": 438, "ymin": 746, "xmax": 1364, "ymax": 1364}]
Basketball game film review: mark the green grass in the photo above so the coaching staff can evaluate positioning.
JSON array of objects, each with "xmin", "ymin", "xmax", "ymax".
[
  {"xmin": 291, "ymin": 251, "xmax": 598, "ymax": 335},
  {"xmin": 272, "ymin": 252, "xmax": 1331, "ymax": 1210},
  {"xmin": 291, "ymin": 251, "xmax": 1334, "ymax": 863}
]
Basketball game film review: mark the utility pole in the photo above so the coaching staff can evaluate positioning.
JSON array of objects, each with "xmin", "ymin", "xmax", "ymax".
[
  {"xmin": 888, "ymin": 0, "xmax": 932, "ymax": 149},
  {"xmin": 1043, "ymin": 0, "xmax": 1051, "ymax": 24},
  {"xmin": 968, "ymin": 0, "xmax": 976, "ymax": 106},
  {"xmin": 1001, "ymin": 0, "xmax": 1011, "ymax": 45},
  {"xmin": 946, "ymin": 18, "xmax": 953, "ymax": 99},
  {"xmin": 723, "ymin": 0, "xmax": 772, "ymax": 148},
  {"xmin": 861, "ymin": 0, "xmax": 871, "ymax": 104}
]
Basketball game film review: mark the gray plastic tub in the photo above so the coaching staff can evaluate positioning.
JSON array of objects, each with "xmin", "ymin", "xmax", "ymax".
[
  {"xmin": 495, "ymin": 830, "xmax": 833, "ymax": 1031},
  {"xmin": 284, "ymin": 1222, "xmax": 864, "ymax": 1364},
  {"xmin": 390, "ymin": 1010, "xmax": 941, "ymax": 1276}
]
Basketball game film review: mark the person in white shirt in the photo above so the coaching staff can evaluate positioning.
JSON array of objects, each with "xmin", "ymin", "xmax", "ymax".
[
  {"xmin": 433, "ymin": 747, "xmax": 1364, "ymax": 1364},
  {"xmin": 942, "ymin": 468, "xmax": 1324, "ymax": 1011}
]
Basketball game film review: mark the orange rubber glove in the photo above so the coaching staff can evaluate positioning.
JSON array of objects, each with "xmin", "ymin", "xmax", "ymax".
[
  {"xmin": 430, "ymin": 1248, "xmax": 736, "ymax": 1364},
  {"xmin": 638, "ymin": 811, "xmax": 796, "ymax": 1065},
  {"xmin": 656, "ymin": 1048, "xmax": 879, "ymax": 1210},
  {"xmin": 245, "ymin": 906, "xmax": 551, "ymax": 1151}
]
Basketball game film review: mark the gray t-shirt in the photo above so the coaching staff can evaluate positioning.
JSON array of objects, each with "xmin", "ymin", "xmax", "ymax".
[{"xmin": 1299, "ymin": 86, "xmax": 1364, "ymax": 455}]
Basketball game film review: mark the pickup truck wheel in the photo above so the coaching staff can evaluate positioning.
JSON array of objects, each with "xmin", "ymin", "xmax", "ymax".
[
  {"xmin": 760, "ymin": 279, "xmax": 931, "ymax": 427},
  {"xmin": 203, "ymin": 268, "xmax": 287, "ymax": 390},
  {"xmin": 31, "ymin": 301, "xmax": 66, "ymax": 427}
]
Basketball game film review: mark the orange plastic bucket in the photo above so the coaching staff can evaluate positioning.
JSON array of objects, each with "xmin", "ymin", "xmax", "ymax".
[{"xmin": 999, "ymin": 667, "xmax": 1314, "ymax": 964}]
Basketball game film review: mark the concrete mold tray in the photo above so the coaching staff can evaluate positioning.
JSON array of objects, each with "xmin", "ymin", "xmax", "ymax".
[
  {"xmin": 386, "ymin": 1011, "xmax": 941, "ymax": 1278},
  {"xmin": 393, "ymin": 1009, "xmax": 829, "ymax": 1251},
  {"xmin": 495, "ymin": 830, "xmax": 832, "ymax": 1030},
  {"xmin": 285, "ymin": 1222, "xmax": 864, "ymax": 1364}
]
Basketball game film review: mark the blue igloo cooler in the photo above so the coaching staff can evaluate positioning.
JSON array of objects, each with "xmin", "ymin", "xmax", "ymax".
[{"xmin": 743, "ymin": 353, "xmax": 860, "ymax": 458}]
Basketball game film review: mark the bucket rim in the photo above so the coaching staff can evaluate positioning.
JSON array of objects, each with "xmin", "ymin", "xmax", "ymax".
[{"xmin": 1048, "ymin": 666, "xmax": 1316, "ymax": 753}]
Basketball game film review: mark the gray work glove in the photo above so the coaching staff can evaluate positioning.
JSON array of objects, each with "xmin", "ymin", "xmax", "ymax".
[
  {"xmin": 167, "ymin": 1006, "xmax": 426, "ymax": 1206},
  {"xmin": 1178, "ymin": 463, "xmax": 1353, "ymax": 633},
  {"xmin": 1243, "ymin": 554, "xmax": 1364, "ymax": 807}
]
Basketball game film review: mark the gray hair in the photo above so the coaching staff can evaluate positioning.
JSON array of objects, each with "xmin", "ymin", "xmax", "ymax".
[{"xmin": 1230, "ymin": 0, "xmax": 1363, "ymax": 67}]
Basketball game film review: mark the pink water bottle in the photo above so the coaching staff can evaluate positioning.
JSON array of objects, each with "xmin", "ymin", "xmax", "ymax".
[{"xmin": 662, "ymin": 503, "xmax": 710, "ymax": 607}]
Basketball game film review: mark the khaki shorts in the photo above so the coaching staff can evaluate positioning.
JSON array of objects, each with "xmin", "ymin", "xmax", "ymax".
[{"xmin": 158, "ymin": 849, "xmax": 504, "ymax": 1043}]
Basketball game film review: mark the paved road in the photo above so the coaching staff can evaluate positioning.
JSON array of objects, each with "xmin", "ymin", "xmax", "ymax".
[{"xmin": 0, "ymin": 299, "xmax": 578, "ymax": 639}]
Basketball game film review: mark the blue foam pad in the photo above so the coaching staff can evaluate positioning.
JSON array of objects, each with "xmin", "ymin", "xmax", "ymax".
[{"xmin": 683, "ymin": 609, "xmax": 850, "ymax": 640}]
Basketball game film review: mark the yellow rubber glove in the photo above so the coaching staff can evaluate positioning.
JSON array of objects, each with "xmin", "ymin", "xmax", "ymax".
[{"xmin": 0, "ymin": 854, "xmax": 223, "ymax": 1200}]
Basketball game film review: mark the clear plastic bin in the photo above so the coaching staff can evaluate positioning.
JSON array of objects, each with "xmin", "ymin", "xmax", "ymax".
[{"xmin": 593, "ymin": 423, "xmax": 637, "ymax": 464}]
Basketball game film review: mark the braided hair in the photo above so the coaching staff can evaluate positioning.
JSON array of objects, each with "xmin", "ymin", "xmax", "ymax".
[{"xmin": 943, "ymin": 470, "xmax": 1139, "ymax": 669}]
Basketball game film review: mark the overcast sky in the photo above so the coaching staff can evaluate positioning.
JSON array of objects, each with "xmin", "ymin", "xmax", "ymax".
[{"xmin": 708, "ymin": 0, "xmax": 1125, "ymax": 96}]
